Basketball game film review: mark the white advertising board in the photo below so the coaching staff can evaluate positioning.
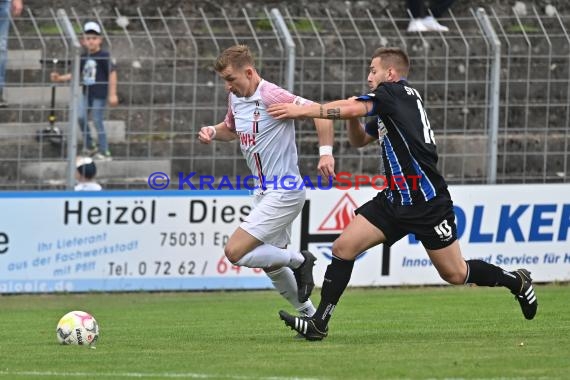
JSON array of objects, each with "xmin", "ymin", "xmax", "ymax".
[
  {"xmin": 0, "ymin": 184, "xmax": 568, "ymax": 293},
  {"xmin": 297, "ymin": 184, "xmax": 570, "ymax": 286},
  {"xmin": 0, "ymin": 191, "xmax": 270, "ymax": 293}
]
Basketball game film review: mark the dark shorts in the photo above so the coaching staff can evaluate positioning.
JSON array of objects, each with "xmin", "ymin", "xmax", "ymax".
[{"xmin": 355, "ymin": 189, "xmax": 457, "ymax": 250}]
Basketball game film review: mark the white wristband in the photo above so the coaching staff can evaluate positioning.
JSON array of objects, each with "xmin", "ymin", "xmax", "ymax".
[
  {"xmin": 206, "ymin": 125, "xmax": 217, "ymax": 139},
  {"xmin": 319, "ymin": 145, "xmax": 333, "ymax": 156}
]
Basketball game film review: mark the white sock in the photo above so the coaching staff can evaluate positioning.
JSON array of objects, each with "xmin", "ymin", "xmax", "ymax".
[
  {"xmin": 266, "ymin": 267, "xmax": 316, "ymax": 316},
  {"xmin": 235, "ymin": 244, "xmax": 304, "ymax": 269}
]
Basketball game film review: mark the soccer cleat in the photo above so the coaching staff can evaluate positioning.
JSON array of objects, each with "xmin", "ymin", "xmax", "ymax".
[
  {"xmin": 512, "ymin": 269, "xmax": 538, "ymax": 320},
  {"xmin": 293, "ymin": 250, "xmax": 317, "ymax": 303},
  {"xmin": 293, "ymin": 307, "xmax": 315, "ymax": 339},
  {"xmin": 279, "ymin": 310, "xmax": 328, "ymax": 341}
]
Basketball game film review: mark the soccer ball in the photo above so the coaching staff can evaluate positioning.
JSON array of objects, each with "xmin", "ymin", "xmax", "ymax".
[{"xmin": 56, "ymin": 311, "xmax": 99, "ymax": 347}]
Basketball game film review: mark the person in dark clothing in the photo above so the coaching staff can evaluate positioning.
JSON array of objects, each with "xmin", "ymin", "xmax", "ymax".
[{"xmin": 268, "ymin": 47, "xmax": 538, "ymax": 341}]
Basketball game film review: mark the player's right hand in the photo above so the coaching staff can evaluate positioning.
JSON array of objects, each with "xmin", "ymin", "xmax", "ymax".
[
  {"xmin": 198, "ymin": 126, "xmax": 215, "ymax": 144},
  {"xmin": 50, "ymin": 72, "xmax": 60, "ymax": 83}
]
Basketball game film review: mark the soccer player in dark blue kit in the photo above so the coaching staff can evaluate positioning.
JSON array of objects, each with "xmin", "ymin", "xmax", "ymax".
[{"xmin": 268, "ymin": 47, "xmax": 538, "ymax": 340}]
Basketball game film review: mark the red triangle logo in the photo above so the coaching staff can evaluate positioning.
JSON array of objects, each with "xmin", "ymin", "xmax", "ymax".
[{"xmin": 317, "ymin": 193, "xmax": 359, "ymax": 232}]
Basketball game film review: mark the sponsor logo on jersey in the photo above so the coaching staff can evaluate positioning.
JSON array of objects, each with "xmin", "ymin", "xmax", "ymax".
[{"xmin": 237, "ymin": 132, "xmax": 256, "ymax": 147}]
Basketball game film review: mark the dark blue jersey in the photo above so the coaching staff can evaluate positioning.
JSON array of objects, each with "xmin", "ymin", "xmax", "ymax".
[
  {"xmin": 357, "ymin": 80, "xmax": 447, "ymax": 205},
  {"xmin": 80, "ymin": 49, "xmax": 116, "ymax": 100}
]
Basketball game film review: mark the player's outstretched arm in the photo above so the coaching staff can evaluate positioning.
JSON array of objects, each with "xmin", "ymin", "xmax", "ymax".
[
  {"xmin": 197, "ymin": 121, "xmax": 237, "ymax": 144},
  {"xmin": 268, "ymin": 98, "xmax": 373, "ymax": 120}
]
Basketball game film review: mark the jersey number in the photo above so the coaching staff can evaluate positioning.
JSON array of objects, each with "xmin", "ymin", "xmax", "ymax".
[
  {"xmin": 434, "ymin": 220, "xmax": 452, "ymax": 239},
  {"xmin": 417, "ymin": 100, "xmax": 435, "ymax": 145}
]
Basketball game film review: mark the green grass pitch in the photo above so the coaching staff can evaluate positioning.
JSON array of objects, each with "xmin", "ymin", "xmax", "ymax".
[{"xmin": 0, "ymin": 285, "xmax": 568, "ymax": 380}]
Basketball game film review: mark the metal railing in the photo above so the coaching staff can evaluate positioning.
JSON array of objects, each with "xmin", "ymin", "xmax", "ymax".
[
  {"xmin": 1, "ymin": 5, "xmax": 569, "ymax": 189},
  {"xmin": 55, "ymin": 9, "xmax": 81, "ymax": 190}
]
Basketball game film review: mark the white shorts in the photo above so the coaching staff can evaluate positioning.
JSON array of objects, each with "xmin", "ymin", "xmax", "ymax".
[{"xmin": 240, "ymin": 189, "xmax": 306, "ymax": 248}]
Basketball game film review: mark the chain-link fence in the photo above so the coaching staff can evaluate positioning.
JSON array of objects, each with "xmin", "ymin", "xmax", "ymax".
[{"xmin": 1, "ymin": 5, "xmax": 569, "ymax": 189}]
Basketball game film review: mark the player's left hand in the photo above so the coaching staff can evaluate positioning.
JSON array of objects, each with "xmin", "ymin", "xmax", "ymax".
[
  {"xmin": 318, "ymin": 155, "xmax": 335, "ymax": 179},
  {"xmin": 267, "ymin": 103, "xmax": 303, "ymax": 119},
  {"xmin": 108, "ymin": 94, "xmax": 119, "ymax": 107}
]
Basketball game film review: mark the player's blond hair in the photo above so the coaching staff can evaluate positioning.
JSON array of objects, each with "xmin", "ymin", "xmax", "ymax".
[
  {"xmin": 372, "ymin": 47, "xmax": 410, "ymax": 77},
  {"xmin": 214, "ymin": 45, "xmax": 256, "ymax": 72}
]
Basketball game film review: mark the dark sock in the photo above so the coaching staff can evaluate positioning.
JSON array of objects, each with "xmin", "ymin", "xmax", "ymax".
[
  {"xmin": 407, "ymin": 0, "xmax": 426, "ymax": 18},
  {"xmin": 312, "ymin": 256, "xmax": 354, "ymax": 329},
  {"xmin": 465, "ymin": 259, "xmax": 522, "ymax": 292},
  {"xmin": 429, "ymin": 0, "xmax": 456, "ymax": 18}
]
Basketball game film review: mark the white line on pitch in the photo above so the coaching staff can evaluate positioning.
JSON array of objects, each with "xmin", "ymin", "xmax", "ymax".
[{"xmin": 0, "ymin": 370, "xmax": 323, "ymax": 380}]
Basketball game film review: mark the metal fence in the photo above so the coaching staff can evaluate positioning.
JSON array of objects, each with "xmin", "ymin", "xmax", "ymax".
[{"xmin": 1, "ymin": 5, "xmax": 569, "ymax": 189}]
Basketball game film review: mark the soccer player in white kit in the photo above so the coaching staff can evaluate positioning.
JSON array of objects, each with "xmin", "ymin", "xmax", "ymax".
[{"xmin": 198, "ymin": 45, "xmax": 335, "ymax": 316}]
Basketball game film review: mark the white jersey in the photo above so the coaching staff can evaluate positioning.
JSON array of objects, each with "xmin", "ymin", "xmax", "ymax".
[
  {"xmin": 74, "ymin": 182, "xmax": 102, "ymax": 191},
  {"xmin": 224, "ymin": 79, "xmax": 312, "ymax": 193}
]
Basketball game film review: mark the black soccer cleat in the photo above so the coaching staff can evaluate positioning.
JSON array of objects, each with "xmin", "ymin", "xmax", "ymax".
[
  {"xmin": 279, "ymin": 310, "xmax": 328, "ymax": 341},
  {"xmin": 512, "ymin": 269, "xmax": 538, "ymax": 320},
  {"xmin": 293, "ymin": 250, "xmax": 317, "ymax": 303}
]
